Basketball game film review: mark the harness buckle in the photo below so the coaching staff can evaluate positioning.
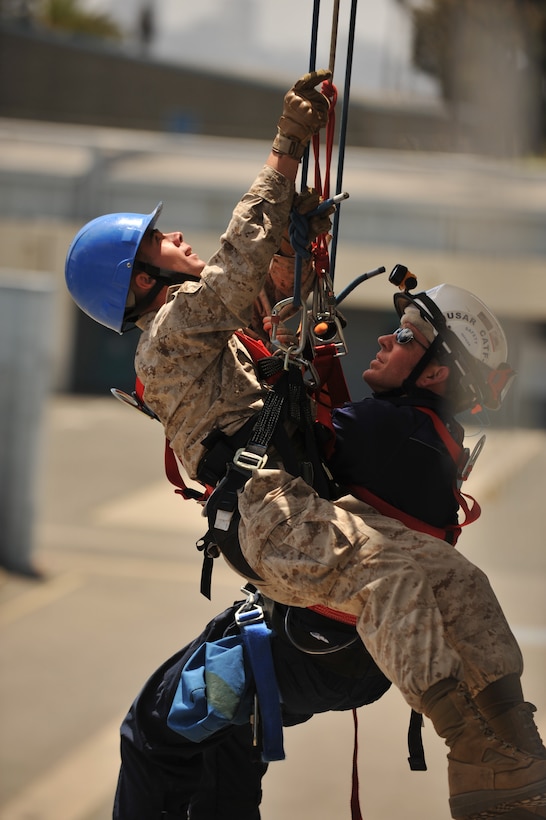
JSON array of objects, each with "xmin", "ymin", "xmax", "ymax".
[
  {"xmin": 213, "ymin": 508, "xmax": 234, "ymax": 532},
  {"xmin": 233, "ymin": 448, "xmax": 268, "ymax": 471},
  {"xmin": 235, "ymin": 588, "xmax": 265, "ymax": 626}
]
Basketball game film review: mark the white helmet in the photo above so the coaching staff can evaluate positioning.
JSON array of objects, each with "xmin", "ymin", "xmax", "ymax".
[{"xmin": 394, "ymin": 283, "xmax": 515, "ymax": 412}]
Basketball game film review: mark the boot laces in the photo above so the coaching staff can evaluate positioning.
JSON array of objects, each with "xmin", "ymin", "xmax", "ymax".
[
  {"xmin": 485, "ymin": 700, "xmax": 546, "ymax": 758},
  {"xmin": 456, "ymin": 685, "xmax": 522, "ymax": 752},
  {"xmin": 517, "ymin": 702, "xmax": 546, "ymax": 757},
  {"xmin": 457, "ymin": 683, "xmax": 532, "ymax": 752}
]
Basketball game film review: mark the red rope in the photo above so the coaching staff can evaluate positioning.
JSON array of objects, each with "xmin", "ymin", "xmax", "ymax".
[
  {"xmin": 350, "ymin": 709, "xmax": 364, "ymax": 820},
  {"xmin": 313, "ymin": 79, "xmax": 337, "ymax": 198},
  {"xmin": 311, "ymin": 80, "xmax": 338, "ymax": 277},
  {"xmin": 308, "ymin": 604, "xmax": 357, "ymax": 626}
]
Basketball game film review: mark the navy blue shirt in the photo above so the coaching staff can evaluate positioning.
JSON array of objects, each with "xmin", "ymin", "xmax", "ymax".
[{"xmin": 327, "ymin": 390, "xmax": 464, "ymax": 529}]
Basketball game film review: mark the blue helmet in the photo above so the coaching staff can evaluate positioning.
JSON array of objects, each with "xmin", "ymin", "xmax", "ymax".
[{"xmin": 65, "ymin": 203, "xmax": 162, "ymax": 333}]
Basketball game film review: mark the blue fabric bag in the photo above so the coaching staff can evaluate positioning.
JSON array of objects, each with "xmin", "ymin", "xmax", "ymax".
[{"xmin": 167, "ymin": 634, "xmax": 254, "ymax": 741}]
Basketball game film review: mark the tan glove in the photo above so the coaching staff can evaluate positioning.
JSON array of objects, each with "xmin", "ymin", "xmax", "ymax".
[
  {"xmin": 277, "ymin": 188, "xmax": 335, "ymax": 258},
  {"xmin": 294, "ymin": 188, "xmax": 335, "ymax": 244},
  {"xmin": 273, "ymin": 69, "xmax": 331, "ymax": 160}
]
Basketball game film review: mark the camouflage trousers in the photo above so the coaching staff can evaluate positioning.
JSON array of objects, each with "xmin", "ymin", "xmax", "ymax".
[{"xmin": 237, "ymin": 469, "xmax": 523, "ymax": 712}]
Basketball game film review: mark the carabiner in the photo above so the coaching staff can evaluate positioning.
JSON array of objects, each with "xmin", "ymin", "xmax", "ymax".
[
  {"xmin": 458, "ymin": 434, "xmax": 487, "ymax": 486},
  {"xmin": 270, "ymin": 297, "xmax": 308, "ymax": 358}
]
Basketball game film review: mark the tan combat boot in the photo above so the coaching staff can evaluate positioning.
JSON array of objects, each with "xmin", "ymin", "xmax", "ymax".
[
  {"xmin": 481, "ymin": 704, "xmax": 546, "ymax": 763},
  {"xmin": 422, "ymin": 678, "xmax": 546, "ymax": 819},
  {"xmin": 475, "ymin": 675, "xmax": 545, "ymax": 758},
  {"xmin": 475, "ymin": 677, "xmax": 546, "ymax": 818}
]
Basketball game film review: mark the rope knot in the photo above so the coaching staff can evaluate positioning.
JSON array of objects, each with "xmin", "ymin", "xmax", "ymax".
[{"xmin": 288, "ymin": 209, "xmax": 313, "ymax": 259}]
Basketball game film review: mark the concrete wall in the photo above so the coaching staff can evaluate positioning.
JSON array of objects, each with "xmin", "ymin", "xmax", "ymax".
[
  {"xmin": 0, "ymin": 270, "xmax": 56, "ymax": 574},
  {"xmin": 0, "ymin": 23, "xmax": 458, "ymax": 152}
]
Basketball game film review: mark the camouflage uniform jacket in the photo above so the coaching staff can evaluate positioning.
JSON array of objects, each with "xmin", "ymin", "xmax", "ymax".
[{"xmin": 134, "ymin": 164, "xmax": 302, "ymax": 480}]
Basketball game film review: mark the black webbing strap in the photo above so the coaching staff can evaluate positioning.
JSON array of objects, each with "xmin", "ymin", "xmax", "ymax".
[
  {"xmin": 198, "ymin": 363, "xmax": 294, "ymax": 598},
  {"xmin": 408, "ymin": 709, "xmax": 427, "ymax": 771},
  {"xmin": 197, "ymin": 416, "xmax": 257, "ymax": 488},
  {"xmin": 252, "ymin": 356, "xmax": 331, "ymax": 497},
  {"xmin": 198, "ymin": 358, "xmax": 332, "ymax": 598}
]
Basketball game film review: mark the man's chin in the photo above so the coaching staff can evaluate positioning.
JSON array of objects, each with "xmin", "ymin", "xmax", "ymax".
[
  {"xmin": 363, "ymin": 371, "xmax": 392, "ymax": 395},
  {"xmin": 362, "ymin": 369, "xmax": 376, "ymax": 389}
]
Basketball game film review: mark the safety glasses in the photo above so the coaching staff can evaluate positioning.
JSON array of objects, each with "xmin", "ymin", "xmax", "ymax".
[{"xmin": 393, "ymin": 327, "xmax": 429, "ymax": 351}]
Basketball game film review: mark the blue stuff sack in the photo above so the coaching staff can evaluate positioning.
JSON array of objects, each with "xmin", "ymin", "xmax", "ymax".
[{"xmin": 167, "ymin": 635, "xmax": 254, "ymax": 741}]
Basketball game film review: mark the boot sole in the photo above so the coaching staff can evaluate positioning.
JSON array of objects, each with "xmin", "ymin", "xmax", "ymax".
[
  {"xmin": 450, "ymin": 782, "xmax": 546, "ymax": 818},
  {"xmin": 496, "ymin": 803, "xmax": 546, "ymax": 819}
]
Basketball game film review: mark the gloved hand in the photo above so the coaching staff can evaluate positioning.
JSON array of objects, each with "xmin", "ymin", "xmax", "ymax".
[
  {"xmin": 281, "ymin": 188, "xmax": 334, "ymax": 258},
  {"xmin": 273, "ymin": 69, "xmax": 331, "ymax": 160},
  {"xmin": 294, "ymin": 188, "xmax": 335, "ymax": 244}
]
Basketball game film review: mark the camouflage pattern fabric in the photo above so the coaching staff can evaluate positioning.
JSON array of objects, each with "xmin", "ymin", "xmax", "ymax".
[
  {"xmin": 134, "ymin": 165, "xmax": 299, "ymax": 479},
  {"xmin": 237, "ymin": 469, "xmax": 523, "ymax": 712},
  {"xmin": 131, "ymin": 164, "xmax": 522, "ymax": 714}
]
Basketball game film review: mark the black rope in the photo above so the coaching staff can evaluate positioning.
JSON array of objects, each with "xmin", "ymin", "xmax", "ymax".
[
  {"xmin": 294, "ymin": 2, "xmax": 358, "ymax": 305},
  {"xmin": 330, "ymin": 0, "xmax": 358, "ymax": 283},
  {"xmin": 301, "ymin": 0, "xmax": 321, "ymax": 191},
  {"xmin": 301, "ymin": 0, "xmax": 359, "ymax": 281}
]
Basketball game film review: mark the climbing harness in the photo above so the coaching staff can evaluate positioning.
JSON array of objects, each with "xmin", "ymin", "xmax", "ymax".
[{"xmin": 346, "ymin": 406, "xmax": 483, "ymax": 548}]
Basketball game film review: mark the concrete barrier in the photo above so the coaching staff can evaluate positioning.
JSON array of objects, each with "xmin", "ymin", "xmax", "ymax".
[{"xmin": 0, "ymin": 269, "xmax": 56, "ymax": 575}]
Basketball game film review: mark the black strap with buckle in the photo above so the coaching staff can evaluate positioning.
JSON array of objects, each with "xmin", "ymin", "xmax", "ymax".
[{"xmin": 196, "ymin": 359, "xmax": 333, "ymax": 598}]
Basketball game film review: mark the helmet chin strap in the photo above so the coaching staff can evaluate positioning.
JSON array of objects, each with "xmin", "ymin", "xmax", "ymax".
[
  {"xmin": 135, "ymin": 261, "xmax": 201, "ymax": 288},
  {"xmin": 399, "ymin": 330, "xmax": 491, "ymax": 412},
  {"xmin": 123, "ymin": 262, "xmax": 200, "ymax": 329},
  {"xmin": 400, "ymin": 337, "xmax": 443, "ymax": 396},
  {"xmin": 370, "ymin": 344, "xmax": 441, "ymax": 401}
]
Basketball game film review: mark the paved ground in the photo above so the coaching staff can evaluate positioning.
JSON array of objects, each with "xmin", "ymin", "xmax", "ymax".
[{"xmin": 1, "ymin": 395, "xmax": 545, "ymax": 820}]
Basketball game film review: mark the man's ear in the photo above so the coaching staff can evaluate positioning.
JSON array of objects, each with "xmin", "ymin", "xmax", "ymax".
[
  {"xmin": 133, "ymin": 271, "xmax": 156, "ymax": 293},
  {"xmin": 415, "ymin": 364, "xmax": 450, "ymax": 389}
]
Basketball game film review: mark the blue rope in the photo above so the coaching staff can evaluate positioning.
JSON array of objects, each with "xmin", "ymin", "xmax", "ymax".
[
  {"xmin": 295, "ymin": 0, "xmax": 359, "ymax": 308},
  {"xmin": 290, "ymin": 209, "xmax": 310, "ymax": 309},
  {"xmin": 289, "ymin": 210, "xmax": 313, "ymax": 260}
]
